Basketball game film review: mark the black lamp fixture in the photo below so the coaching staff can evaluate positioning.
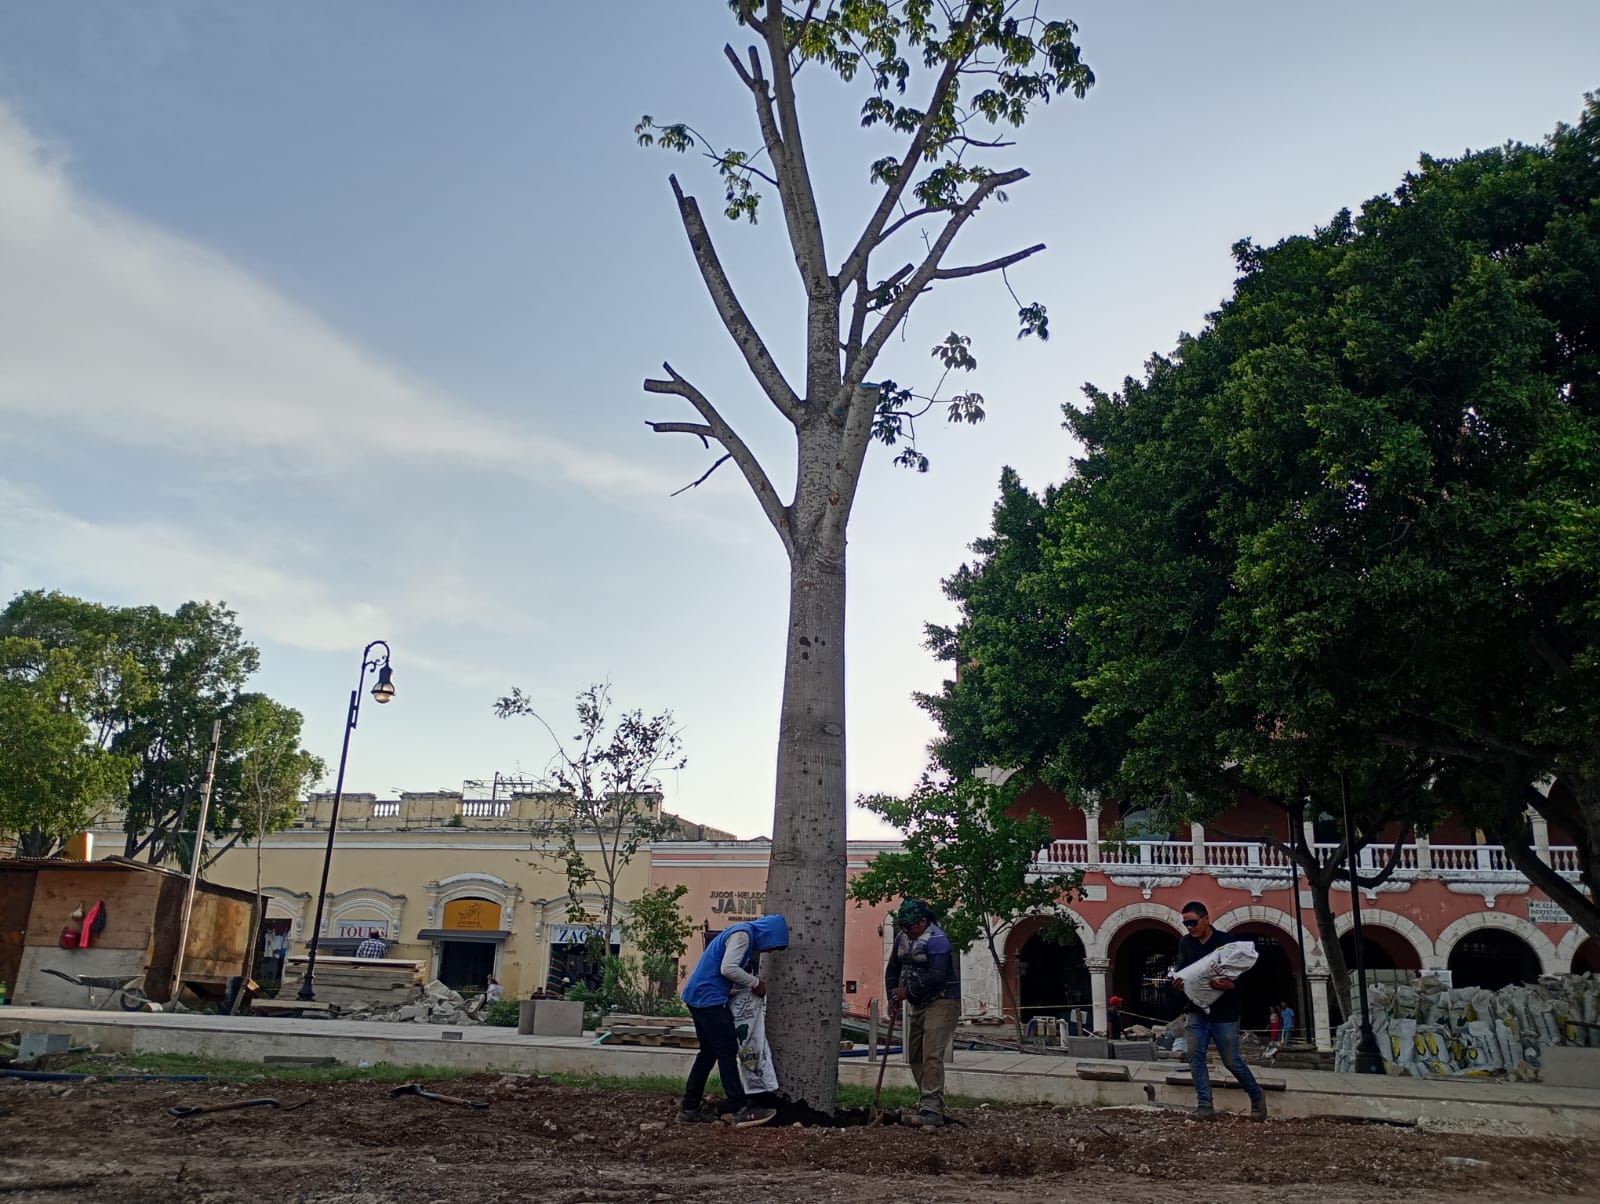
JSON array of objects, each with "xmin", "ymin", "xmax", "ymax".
[{"xmin": 298, "ymin": 639, "xmax": 395, "ymax": 1002}]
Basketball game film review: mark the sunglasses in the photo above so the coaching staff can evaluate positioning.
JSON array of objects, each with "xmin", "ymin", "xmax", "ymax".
[{"xmin": 1182, "ymin": 918, "xmax": 1200, "ymax": 928}]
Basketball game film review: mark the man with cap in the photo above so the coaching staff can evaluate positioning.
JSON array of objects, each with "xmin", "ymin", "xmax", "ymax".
[
  {"xmin": 885, "ymin": 899, "xmax": 961, "ymax": 1128},
  {"xmin": 678, "ymin": 913, "xmax": 789, "ymax": 1127}
]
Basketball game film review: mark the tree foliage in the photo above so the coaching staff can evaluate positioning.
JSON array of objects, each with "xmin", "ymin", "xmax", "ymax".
[
  {"xmin": 0, "ymin": 591, "xmax": 322, "ymax": 863},
  {"xmin": 849, "ymin": 773, "xmax": 1079, "ymax": 1035},
  {"xmin": 493, "ymin": 683, "xmax": 686, "ymax": 959},
  {"xmin": 625, "ymin": 883, "xmax": 698, "ymax": 1013},
  {"xmin": 638, "ymin": 0, "xmax": 1094, "ymax": 1110}
]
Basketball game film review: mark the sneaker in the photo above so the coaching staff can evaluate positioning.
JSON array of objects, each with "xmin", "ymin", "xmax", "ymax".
[
  {"xmin": 1250, "ymin": 1097, "xmax": 1268, "ymax": 1121},
  {"xmin": 1192, "ymin": 1104, "xmax": 1217, "ymax": 1119},
  {"xmin": 677, "ymin": 1104, "xmax": 715, "ymax": 1123},
  {"xmin": 729, "ymin": 1105, "xmax": 777, "ymax": 1128}
]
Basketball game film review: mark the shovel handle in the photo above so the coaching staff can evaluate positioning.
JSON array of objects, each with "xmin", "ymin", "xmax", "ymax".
[
  {"xmin": 418, "ymin": 1089, "xmax": 490, "ymax": 1109},
  {"xmin": 872, "ymin": 1003, "xmax": 898, "ymax": 1109},
  {"xmin": 169, "ymin": 1098, "xmax": 279, "ymax": 1118}
]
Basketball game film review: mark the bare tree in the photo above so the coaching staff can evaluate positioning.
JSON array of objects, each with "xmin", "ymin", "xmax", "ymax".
[{"xmin": 638, "ymin": 1, "xmax": 1094, "ymax": 1109}]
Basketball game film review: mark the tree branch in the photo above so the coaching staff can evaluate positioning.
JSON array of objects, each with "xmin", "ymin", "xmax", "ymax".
[
  {"xmin": 670, "ymin": 453, "xmax": 733, "ymax": 497},
  {"xmin": 933, "ymin": 243, "xmax": 1046, "ymax": 280},
  {"xmin": 759, "ymin": 1, "xmax": 831, "ymax": 292},
  {"xmin": 645, "ymin": 420, "xmax": 715, "ymax": 447},
  {"xmin": 644, "ymin": 363, "xmax": 795, "ymax": 556},
  {"xmin": 669, "ymin": 175, "xmax": 804, "ymax": 421}
]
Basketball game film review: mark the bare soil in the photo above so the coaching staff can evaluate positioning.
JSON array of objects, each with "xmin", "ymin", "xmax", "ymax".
[{"xmin": 1, "ymin": 1073, "xmax": 1594, "ymax": 1203}]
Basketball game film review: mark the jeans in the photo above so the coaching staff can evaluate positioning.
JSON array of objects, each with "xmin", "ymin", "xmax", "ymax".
[
  {"xmin": 1188, "ymin": 1016, "xmax": 1264, "ymax": 1108},
  {"xmin": 1281, "ymin": 1022, "xmax": 1293, "ymax": 1047},
  {"xmin": 682, "ymin": 1002, "xmax": 747, "ymax": 1112},
  {"xmin": 906, "ymin": 996, "xmax": 961, "ymax": 1117}
]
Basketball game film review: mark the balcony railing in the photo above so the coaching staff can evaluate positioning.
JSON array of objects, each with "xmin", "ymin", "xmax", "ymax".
[{"xmin": 1034, "ymin": 839, "xmax": 1580, "ymax": 883}]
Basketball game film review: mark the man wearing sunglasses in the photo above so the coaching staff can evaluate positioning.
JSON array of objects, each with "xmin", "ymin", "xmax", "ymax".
[{"xmin": 1170, "ymin": 901, "xmax": 1267, "ymax": 1120}]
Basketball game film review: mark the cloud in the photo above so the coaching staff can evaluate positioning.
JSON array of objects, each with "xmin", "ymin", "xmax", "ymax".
[{"xmin": 0, "ymin": 104, "xmax": 679, "ymax": 498}]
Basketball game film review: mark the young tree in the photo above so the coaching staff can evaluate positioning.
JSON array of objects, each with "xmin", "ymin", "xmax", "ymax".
[
  {"xmin": 494, "ymin": 683, "xmax": 686, "ymax": 967},
  {"xmin": 638, "ymin": 1, "xmax": 1093, "ymax": 1109},
  {"xmin": 849, "ymin": 773, "xmax": 1080, "ymax": 1039},
  {"xmin": 625, "ymin": 883, "xmax": 698, "ymax": 1012}
]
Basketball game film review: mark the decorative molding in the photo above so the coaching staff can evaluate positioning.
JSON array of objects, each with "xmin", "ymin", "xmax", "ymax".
[
  {"xmin": 1362, "ymin": 878, "xmax": 1413, "ymax": 901},
  {"xmin": 1215, "ymin": 876, "xmax": 1276, "ymax": 900},
  {"xmin": 1107, "ymin": 874, "xmax": 1184, "ymax": 900},
  {"xmin": 1446, "ymin": 881, "xmax": 1529, "ymax": 910}
]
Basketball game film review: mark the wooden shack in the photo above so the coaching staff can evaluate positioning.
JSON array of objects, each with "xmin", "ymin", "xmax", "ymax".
[{"xmin": 0, "ymin": 858, "xmax": 263, "ymax": 1008}]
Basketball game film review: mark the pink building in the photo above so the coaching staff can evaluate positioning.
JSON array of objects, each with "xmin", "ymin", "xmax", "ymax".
[{"xmin": 651, "ymin": 787, "xmax": 1596, "ymax": 1052}]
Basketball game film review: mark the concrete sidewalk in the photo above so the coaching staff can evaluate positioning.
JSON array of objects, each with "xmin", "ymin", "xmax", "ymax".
[{"xmin": 4, "ymin": 1006, "xmax": 1596, "ymax": 1137}]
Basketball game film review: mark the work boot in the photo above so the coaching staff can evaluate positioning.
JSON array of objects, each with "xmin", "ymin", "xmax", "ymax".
[
  {"xmin": 728, "ymin": 1105, "xmax": 777, "ymax": 1128},
  {"xmin": 1250, "ymin": 1097, "xmax": 1269, "ymax": 1121},
  {"xmin": 1192, "ymin": 1103, "xmax": 1217, "ymax": 1120},
  {"xmin": 916, "ymin": 1110, "xmax": 946, "ymax": 1129}
]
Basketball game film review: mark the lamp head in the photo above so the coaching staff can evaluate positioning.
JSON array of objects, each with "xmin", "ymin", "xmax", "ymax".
[{"xmin": 371, "ymin": 664, "xmax": 396, "ymax": 704}]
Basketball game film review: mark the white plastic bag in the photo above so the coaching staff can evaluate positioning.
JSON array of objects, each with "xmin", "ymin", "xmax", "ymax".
[
  {"xmin": 729, "ymin": 989, "xmax": 780, "ymax": 1094},
  {"xmin": 1171, "ymin": 940, "xmax": 1260, "ymax": 1012}
]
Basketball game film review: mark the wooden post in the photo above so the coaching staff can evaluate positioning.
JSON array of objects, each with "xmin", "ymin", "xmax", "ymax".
[{"xmin": 169, "ymin": 719, "xmax": 222, "ymax": 1007}]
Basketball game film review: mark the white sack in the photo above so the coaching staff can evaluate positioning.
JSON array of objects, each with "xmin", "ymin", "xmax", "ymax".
[
  {"xmin": 1171, "ymin": 940, "xmax": 1260, "ymax": 1013},
  {"xmin": 729, "ymin": 989, "xmax": 780, "ymax": 1094}
]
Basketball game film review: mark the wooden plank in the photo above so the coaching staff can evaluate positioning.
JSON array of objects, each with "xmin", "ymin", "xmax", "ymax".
[
  {"xmin": 1163, "ymin": 1072, "xmax": 1287, "ymax": 1092},
  {"xmin": 0, "ymin": 868, "xmax": 36, "ymax": 990}
]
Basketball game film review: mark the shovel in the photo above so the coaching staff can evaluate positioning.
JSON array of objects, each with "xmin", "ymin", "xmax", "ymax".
[
  {"xmin": 389, "ymin": 1082, "xmax": 490, "ymax": 1109},
  {"xmin": 868, "ymin": 1003, "xmax": 898, "ymax": 1124},
  {"xmin": 169, "ymin": 1097, "xmax": 307, "ymax": 1118}
]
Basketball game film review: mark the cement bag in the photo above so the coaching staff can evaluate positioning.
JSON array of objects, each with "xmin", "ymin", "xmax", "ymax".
[
  {"xmin": 1392, "ymin": 986, "xmax": 1423, "ymax": 1020},
  {"xmin": 1172, "ymin": 940, "xmax": 1260, "ymax": 1013},
  {"xmin": 729, "ymin": 989, "xmax": 779, "ymax": 1095},
  {"xmin": 1413, "ymin": 1024, "xmax": 1451, "ymax": 1076},
  {"xmin": 1463, "ymin": 1019, "xmax": 1504, "ymax": 1071},
  {"xmin": 1387, "ymin": 1017, "xmax": 1418, "ymax": 1073}
]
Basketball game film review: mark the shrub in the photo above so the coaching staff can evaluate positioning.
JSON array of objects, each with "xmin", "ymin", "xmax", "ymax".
[{"xmin": 483, "ymin": 999, "xmax": 520, "ymax": 1027}]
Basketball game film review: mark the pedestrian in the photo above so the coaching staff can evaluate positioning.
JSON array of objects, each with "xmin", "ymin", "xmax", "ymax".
[
  {"xmin": 1267, "ymin": 1005, "xmax": 1281, "ymax": 1045},
  {"xmin": 1279, "ymin": 999, "xmax": 1296, "ymax": 1047},
  {"xmin": 1168, "ymin": 901, "xmax": 1268, "ymax": 1120},
  {"xmin": 1107, "ymin": 995, "xmax": 1124, "ymax": 1039},
  {"xmin": 677, "ymin": 914, "xmax": 788, "ymax": 1127},
  {"xmin": 354, "ymin": 930, "xmax": 390, "ymax": 959},
  {"xmin": 886, "ymin": 898, "xmax": 961, "ymax": 1129},
  {"xmin": 485, "ymin": 975, "xmax": 503, "ymax": 1003}
]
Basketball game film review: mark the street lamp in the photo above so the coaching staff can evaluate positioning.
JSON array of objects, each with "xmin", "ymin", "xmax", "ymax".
[
  {"xmin": 298, "ymin": 639, "xmax": 396, "ymax": 1003},
  {"xmin": 1340, "ymin": 772, "xmax": 1385, "ymax": 1074}
]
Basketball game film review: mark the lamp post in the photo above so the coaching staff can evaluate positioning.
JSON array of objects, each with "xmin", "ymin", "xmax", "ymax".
[
  {"xmin": 1340, "ymin": 772, "xmax": 1385, "ymax": 1073},
  {"xmin": 298, "ymin": 640, "xmax": 396, "ymax": 1002}
]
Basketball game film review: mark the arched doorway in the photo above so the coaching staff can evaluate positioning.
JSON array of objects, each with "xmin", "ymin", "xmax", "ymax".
[
  {"xmin": 1338, "ymin": 925, "xmax": 1421, "ymax": 974},
  {"xmin": 1448, "ymin": 929, "xmax": 1542, "ymax": 991},
  {"xmin": 1013, "ymin": 921, "xmax": 1091, "ymax": 1023},
  {"xmin": 1109, "ymin": 923, "xmax": 1181, "ymax": 1027},
  {"xmin": 1571, "ymin": 937, "xmax": 1600, "ymax": 976},
  {"xmin": 1225, "ymin": 924, "xmax": 1302, "ymax": 1034}
]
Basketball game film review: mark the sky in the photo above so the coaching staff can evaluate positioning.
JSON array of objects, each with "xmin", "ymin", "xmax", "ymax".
[{"xmin": 1, "ymin": 2, "xmax": 1596, "ymax": 840}]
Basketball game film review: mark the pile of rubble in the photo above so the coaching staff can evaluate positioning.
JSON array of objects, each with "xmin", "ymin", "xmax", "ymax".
[
  {"xmin": 1335, "ymin": 972, "xmax": 1599, "ymax": 1078},
  {"xmin": 334, "ymin": 979, "xmax": 487, "ymax": 1026}
]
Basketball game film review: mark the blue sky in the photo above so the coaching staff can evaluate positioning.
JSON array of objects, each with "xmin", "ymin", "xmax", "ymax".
[{"xmin": 2, "ymin": 2, "xmax": 1596, "ymax": 839}]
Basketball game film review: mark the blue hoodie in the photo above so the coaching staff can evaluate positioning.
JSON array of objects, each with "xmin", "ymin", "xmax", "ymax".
[{"xmin": 681, "ymin": 914, "xmax": 790, "ymax": 1009}]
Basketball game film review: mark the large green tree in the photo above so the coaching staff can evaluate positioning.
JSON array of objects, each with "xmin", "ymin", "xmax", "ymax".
[
  {"xmin": 0, "ymin": 636, "xmax": 134, "ymax": 855},
  {"xmin": 0, "ymin": 591, "xmax": 322, "ymax": 863},
  {"xmin": 637, "ymin": 0, "xmax": 1093, "ymax": 1110}
]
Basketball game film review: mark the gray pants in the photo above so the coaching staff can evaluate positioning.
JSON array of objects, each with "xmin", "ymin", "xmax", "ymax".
[{"xmin": 907, "ymin": 996, "xmax": 960, "ymax": 1116}]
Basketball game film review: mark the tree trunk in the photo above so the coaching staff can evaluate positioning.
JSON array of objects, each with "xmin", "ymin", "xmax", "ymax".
[
  {"xmin": 763, "ymin": 547, "xmax": 848, "ymax": 1114},
  {"xmin": 983, "ymin": 925, "xmax": 1025, "ymax": 1043},
  {"xmin": 1307, "ymin": 866, "xmax": 1353, "ymax": 1020}
]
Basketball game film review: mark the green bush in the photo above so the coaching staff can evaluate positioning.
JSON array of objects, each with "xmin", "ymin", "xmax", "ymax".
[{"xmin": 483, "ymin": 999, "xmax": 520, "ymax": 1027}]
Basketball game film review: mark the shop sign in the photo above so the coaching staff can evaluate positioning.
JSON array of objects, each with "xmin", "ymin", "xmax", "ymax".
[
  {"xmin": 548, "ymin": 924, "xmax": 620, "ymax": 946},
  {"xmin": 442, "ymin": 898, "xmax": 500, "ymax": 930},
  {"xmin": 336, "ymin": 921, "xmax": 392, "ymax": 939},
  {"xmin": 710, "ymin": 889, "xmax": 765, "ymax": 920}
]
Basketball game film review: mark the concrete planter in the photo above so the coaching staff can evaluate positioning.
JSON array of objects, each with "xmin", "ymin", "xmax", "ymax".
[{"xmin": 518, "ymin": 999, "xmax": 584, "ymax": 1037}]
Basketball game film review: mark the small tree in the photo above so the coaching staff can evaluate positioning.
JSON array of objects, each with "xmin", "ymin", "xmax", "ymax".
[
  {"xmin": 494, "ymin": 683, "xmax": 686, "ymax": 980},
  {"xmin": 849, "ymin": 773, "xmax": 1080, "ymax": 1039},
  {"xmin": 625, "ymin": 883, "xmax": 698, "ymax": 1013}
]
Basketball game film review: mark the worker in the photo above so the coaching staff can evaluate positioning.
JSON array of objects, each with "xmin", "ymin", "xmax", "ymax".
[
  {"xmin": 1169, "ymin": 900, "xmax": 1267, "ymax": 1120},
  {"xmin": 886, "ymin": 898, "xmax": 961, "ymax": 1128},
  {"xmin": 677, "ymin": 913, "xmax": 788, "ymax": 1128},
  {"xmin": 354, "ymin": 930, "xmax": 390, "ymax": 959},
  {"xmin": 1107, "ymin": 994, "xmax": 1124, "ymax": 1039}
]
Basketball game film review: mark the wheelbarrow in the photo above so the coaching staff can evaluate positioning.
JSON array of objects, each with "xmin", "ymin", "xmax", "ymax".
[{"xmin": 39, "ymin": 968, "xmax": 154, "ymax": 1011}]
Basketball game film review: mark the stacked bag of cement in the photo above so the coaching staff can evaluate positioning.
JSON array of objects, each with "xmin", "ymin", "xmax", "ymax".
[{"xmin": 1334, "ymin": 972, "xmax": 1598, "ymax": 1077}]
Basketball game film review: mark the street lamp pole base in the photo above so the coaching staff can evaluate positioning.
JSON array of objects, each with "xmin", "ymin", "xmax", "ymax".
[{"xmin": 1354, "ymin": 1023, "xmax": 1385, "ymax": 1074}]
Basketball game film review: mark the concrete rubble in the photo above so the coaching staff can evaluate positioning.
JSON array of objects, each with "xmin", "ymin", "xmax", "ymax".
[
  {"xmin": 331, "ymin": 979, "xmax": 487, "ymax": 1027},
  {"xmin": 1336, "ymin": 971, "xmax": 1599, "ymax": 1079}
]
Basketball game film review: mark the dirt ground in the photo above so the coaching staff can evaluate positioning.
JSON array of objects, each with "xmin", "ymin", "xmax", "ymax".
[{"xmin": 1, "ymin": 1073, "xmax": 1595, "ymax": 1204}]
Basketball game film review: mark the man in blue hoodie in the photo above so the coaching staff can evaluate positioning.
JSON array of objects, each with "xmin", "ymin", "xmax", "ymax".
[{"xmin": 677, "ymin": 912, "xmax": 788, "ymax": 1127}]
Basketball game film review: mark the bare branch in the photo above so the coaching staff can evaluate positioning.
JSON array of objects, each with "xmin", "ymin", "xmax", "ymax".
[
  {"xmin": 933, "ymin": 243, "xmax": 1046, "ymax": 280},
  {"xmin": 668, "ymin": 175, "xmax": 803, "ymax": 422},
  {"xmin": 670, "ymin": 453, "xmax": 733, "ymax": 497},
  {"xmin": 757, "ymin": 2, "xmax": 831, "ymax": 291},
  {"xmin": 645, "ymin": 420, "xmax": 715, "ymax": 447},
  {"xmin": 876, "ymin": 206, "xmax": 945, "ymax": 248},
  {"xmin": 645, "ymin": 363, "xmax": 796, "ymax": 557}
]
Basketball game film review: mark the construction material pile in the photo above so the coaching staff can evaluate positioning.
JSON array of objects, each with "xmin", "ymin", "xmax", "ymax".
[
  {"xmin": 280, "ymin": 957, "xmax": 425, "ymax": 1010},
  {"xmin": 336, "ymin": 979, "xmax": 485, "ymax": 1026},
  {"xmin": 1335, "ymin": 972, "xmax": 1598, "ymax": 1077}
]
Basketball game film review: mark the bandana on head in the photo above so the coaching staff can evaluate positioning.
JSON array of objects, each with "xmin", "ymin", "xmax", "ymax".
[{"xmin": 895, "ymin": 898, "xmax": 934, "ymax": 927}]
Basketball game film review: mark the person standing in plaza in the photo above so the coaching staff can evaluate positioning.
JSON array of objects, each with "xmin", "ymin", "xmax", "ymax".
[
  {"xmin": 1170, "ymin": 901, "xmax": 1268, "ymax": 1120},
  {"xmin": 677, "ymin": 913, "xmax": 788, "ymax": 1127},
  {"xmin": 1279, "ymin": 999, "xmax": 1296, "ymax": 1047},
  {"xmin": 886, "ymin": 898, "xmax": 962, "ymax": 1128},
  {"xmin": 1267, "ymin": 1005, "xmax": 1281, "ymax": 1045}
]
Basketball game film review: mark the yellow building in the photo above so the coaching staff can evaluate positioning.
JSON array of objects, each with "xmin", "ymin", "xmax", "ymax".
[{"xmin": 92, "ymin": 787, "xmax": 730, "ymax": 997}]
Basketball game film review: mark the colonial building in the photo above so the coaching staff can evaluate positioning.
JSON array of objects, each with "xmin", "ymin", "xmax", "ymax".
[{"xmin": 89, "ymin": 785, "xmax": 731, "ymax": 997}]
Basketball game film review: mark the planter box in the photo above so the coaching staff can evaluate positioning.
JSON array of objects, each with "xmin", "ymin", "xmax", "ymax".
[{"xmin": 518, "ymin": 998, "xmax": 584, "ymax": 1037}]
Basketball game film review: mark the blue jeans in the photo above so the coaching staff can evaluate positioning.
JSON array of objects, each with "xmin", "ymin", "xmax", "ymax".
[
  {"xmin": 1188, "ymin": 1016, "xmax": 1264, "ymax": 1108},
  {"xmin": 683, "ymin": 1003, "xmax": 747, "ymax": 1112}
]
